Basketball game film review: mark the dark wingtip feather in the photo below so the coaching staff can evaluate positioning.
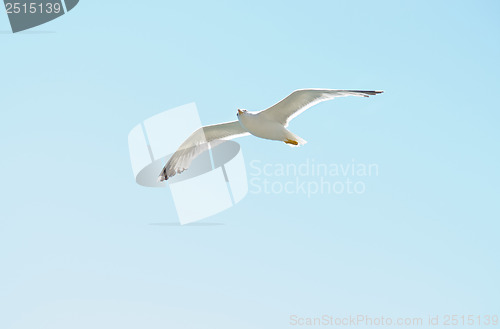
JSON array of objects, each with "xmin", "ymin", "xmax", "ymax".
[
  {"xmin": 348, "ymin": 90, "xmax": 384, "ymax": 97},
  {"xmin": 352, "ymin": 90, "xmax": 384, "ymax": 96}
]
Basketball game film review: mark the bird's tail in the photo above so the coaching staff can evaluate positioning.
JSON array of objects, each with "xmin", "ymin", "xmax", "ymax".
[{"xmin": 285, "ymin": 130, "xmax": 307, "ymax": 147}]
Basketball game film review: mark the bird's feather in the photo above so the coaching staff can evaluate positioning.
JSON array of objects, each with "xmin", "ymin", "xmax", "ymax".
[
  {"xmin": 159, "ymin": 120, "xmax": 249, "ymax": 181},
  {"xmin": 259, "ymin": 89, "xmax": 383, "ymax": 127}
]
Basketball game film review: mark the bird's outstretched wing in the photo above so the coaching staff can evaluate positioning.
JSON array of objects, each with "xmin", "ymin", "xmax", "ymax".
[
  {"xmin": 259, "ymin": 89, "xmax": 383, "ymax": 127},
  {"xmin": 158, "ymin": 120, "xmax": 249, "ymax": 181}
]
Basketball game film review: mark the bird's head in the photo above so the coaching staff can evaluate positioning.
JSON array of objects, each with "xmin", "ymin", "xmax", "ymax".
[{"xmin": 236, "ymin": 109, "xmax": 248, "ymax": 117}]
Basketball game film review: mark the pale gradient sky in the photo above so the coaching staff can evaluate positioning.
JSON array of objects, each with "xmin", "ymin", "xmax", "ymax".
[{"xmin": 1, "ymin": 1, "xmax": 499, "ymax": 328}]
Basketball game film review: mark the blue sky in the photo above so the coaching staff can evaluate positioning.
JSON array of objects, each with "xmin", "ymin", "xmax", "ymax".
[{"xmin": 1, "ymin": 1, "xmax": 499, "ymax": 328}]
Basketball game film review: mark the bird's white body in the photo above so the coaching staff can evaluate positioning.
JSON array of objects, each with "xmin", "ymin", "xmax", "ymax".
[
  {"xmin": 158, "ymin": 89, "xmax": 383, "ymax": 181},
  {"xmin": 237, "ymin": 111, "xmax": 306, "ymax": 146}
]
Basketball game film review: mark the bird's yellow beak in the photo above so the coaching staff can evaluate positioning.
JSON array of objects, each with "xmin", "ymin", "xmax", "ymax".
[{"xmin": 238, "ymin": 109, "xmax": 243, "ymax": 115}]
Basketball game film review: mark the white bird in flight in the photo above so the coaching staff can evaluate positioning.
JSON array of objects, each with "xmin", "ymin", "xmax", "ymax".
[{"xmin": 159, "ymin": 89, "xmax": 383, "ymax": 181}]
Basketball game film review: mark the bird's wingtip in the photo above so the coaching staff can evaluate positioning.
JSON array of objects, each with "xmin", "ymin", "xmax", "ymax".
[{"xmin": 367, "ymin": 90, "xmax": 384, "ymax": 97}]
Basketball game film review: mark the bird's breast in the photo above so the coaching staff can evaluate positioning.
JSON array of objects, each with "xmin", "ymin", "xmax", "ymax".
[{"xmin": 238, "ymin": 114, "xmax": 285, "ymax": 141}]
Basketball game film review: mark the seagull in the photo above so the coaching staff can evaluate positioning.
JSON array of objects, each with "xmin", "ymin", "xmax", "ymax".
[{"xmin": 158, "ymin": 89, "xmax": 383, "ymax": 181}]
